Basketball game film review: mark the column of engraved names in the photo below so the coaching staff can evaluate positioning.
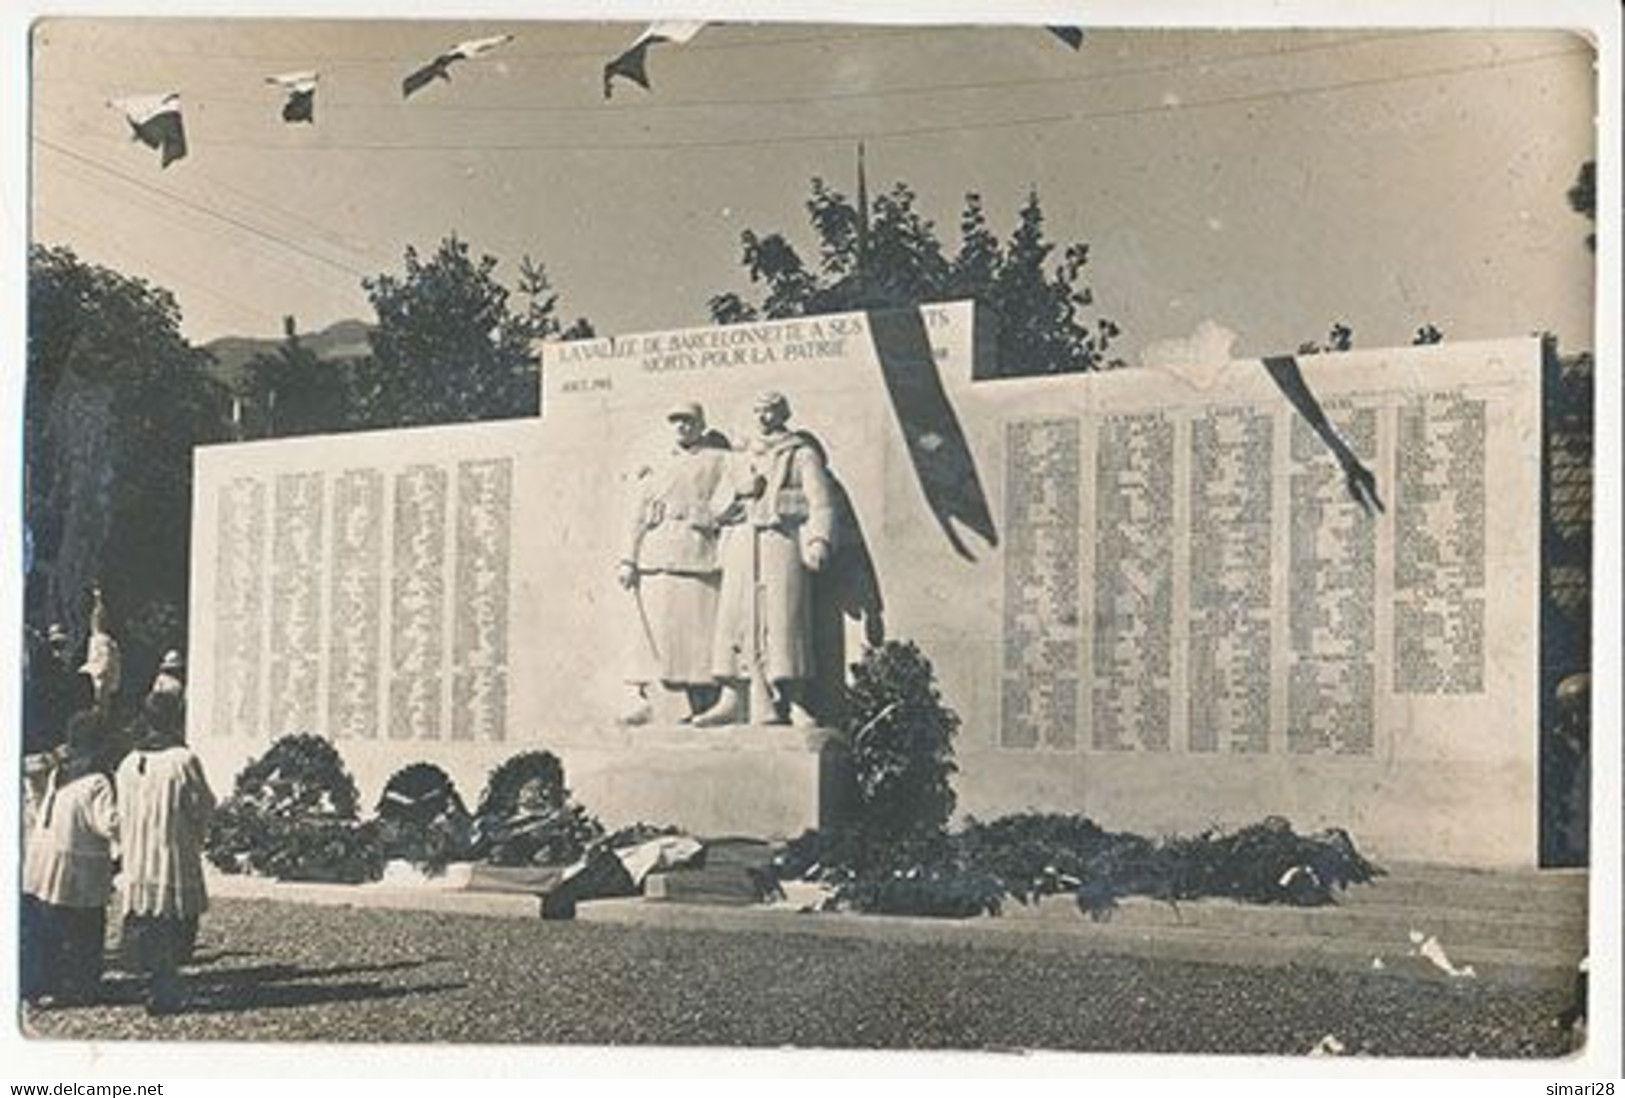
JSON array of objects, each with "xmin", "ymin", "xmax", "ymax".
[
  {"xmin": 1187, "ymin": 407, "xmax": 1273, "ymax": 753},
  {"xmin": 1091, "ymin": 413, "xmax": 1175, "ymax": 751},
  {"xmin": 452, "ymin": 459, "xmax": 513, "ymax": 741},
  {"xmin": 390, "ymin": 465, "xmax": 448, "ymax": 740},
  {"xmin": 1393, "ymin": 393, "xmax": 1486, "ymax": 694},
  {"xmin": 327, "ymin": 469, "xmax": 384, "ymax": 739},
  {"xmin": 268, "ymin": 473, "xmax": 324, "ymax": 736},
  {"xmin": 999, "ymin": 419, "xmax": 1081, "ymax": 749},
  {"xmin": 210, "ymin": 477, "xmax": 265, "ymax": 738},
  {"xmin": 1287, "ymin": 404, "xmax": 1378, "ymax": 755}
]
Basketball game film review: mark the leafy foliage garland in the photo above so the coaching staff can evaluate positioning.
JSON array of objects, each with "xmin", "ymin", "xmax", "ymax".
[
  {"xmin": 374, "ymin": 762, "xmax": 474, "ymax": 874},
  {"xmin": 471, "ymin": 750, "xmax": 604, "ymax": 867},
  {"xmin": 778, "ymin": 813, "xmax": 1384, "ymax": 919},
  {"xmin": 205, "ymin": 734, "xmax": 383, "ymax": 884}
]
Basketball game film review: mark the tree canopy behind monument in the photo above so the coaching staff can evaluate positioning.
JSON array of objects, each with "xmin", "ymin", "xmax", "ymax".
[
  {"xmin": 708, "ymin": 179, "xmax": 1124, "ymax": 376},
  {"xmin": 26, "ymin": 244, "xmax": 230, "ymax": 682},
  {"xmin": 243, "ymin": 316, "xmax": 352, "ymax": 438},
  {"xmin": 350, "ymin": 236, "xmax": 593, "ymax": 429}
]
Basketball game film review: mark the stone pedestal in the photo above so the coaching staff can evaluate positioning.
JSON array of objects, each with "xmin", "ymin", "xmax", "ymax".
[{"xmin": 556, "ymin": 723, "xmax": 851, "ymax": 840}]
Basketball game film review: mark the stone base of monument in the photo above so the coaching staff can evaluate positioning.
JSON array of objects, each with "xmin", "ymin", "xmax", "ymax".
[
  {"xmin": 556, "ymin": 723, "xmax": 853, "ymax": 841},
  {"xmin": 645, "ymin": 837, "xmax": 779, "ymax": 906}
]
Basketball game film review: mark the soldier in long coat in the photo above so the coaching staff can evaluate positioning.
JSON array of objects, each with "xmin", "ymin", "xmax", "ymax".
[
  {"xmin": 619, "ymin": 401, "xmax": 731, "ymax": 720},
  {"xmin": 696, "ymin": 391, "xmax": 837, "ymax": 727}
]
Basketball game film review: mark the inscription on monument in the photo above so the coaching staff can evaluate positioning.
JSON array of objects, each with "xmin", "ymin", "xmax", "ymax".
[
  {"xmin": 389, "ymin": 464, "xmax": 448, "ymax": 740},
  {"xmin": 1187, "ymin": 407, "xmax": 1273, "ymax": 753},
  {"xmin": 451, "ymin": 458, "xmax": 514, "ymax": 742},
  {"xmin": 1000, "ymin": 418, "xmax": 1081, "ymax": 749},
  {"xmin": 1287, "ymin": 404, "xmax": 1378, "ymax": 755},
  {"xmin": 327, "ymin": 469, "xmax": 385, "ymax": 739},
  {"xmin": 210, "ymin": 477, "xmax": 266, "ymax": 738},
  {"xmin": 1091, "ymin": 413, "xmax": 1175, "ymax": 752},
  {"xmin": 1394, "ymin": 393, "xmax": 1487, "ymax": 694},
  {"xmin": 268, "ymin": 472, "xmax": 324, "ymax": 736}
]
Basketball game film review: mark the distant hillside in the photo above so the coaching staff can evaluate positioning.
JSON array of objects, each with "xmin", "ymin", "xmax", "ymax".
[{"xmin": 203, "ymin": 318, "xmax": 372, "ymax": 391}]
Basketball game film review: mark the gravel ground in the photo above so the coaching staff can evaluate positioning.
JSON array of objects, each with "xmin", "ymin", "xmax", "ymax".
[{"xmin": 20, "ymin": 897, "xmax": 1577, "ymax": 1057}]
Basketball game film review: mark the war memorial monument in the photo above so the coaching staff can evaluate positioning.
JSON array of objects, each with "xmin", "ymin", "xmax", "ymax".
[{"xmin": 186, "ymin": 301, "xmax": 1543, "ymax": 867}]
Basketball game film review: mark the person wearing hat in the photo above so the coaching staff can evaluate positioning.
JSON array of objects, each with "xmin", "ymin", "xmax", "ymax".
[
  {"xmin": 22, "ymin": 710, "xmax": 120, "ymax": 1007},
  {"xmin": 150, "ymin": 649, "xmax": 186, "ymax": 700},
  {"xmin": 696, "ymin": 390, "xmax": 838, "ymax": 727},
  {"xmin": 618, "ymin": 400, "xmax": 733, "ymax": 721},
  {"xmin": 115, "ymin": 690, "xmax": 216, "ymax": 1014}
]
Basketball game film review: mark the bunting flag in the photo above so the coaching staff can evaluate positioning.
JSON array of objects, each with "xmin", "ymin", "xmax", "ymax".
[
  {"xmin": 1261, "ymin": 355, "xmax": 1385, "ymax": 515},
  {"xmin": 870, "ymin": 307, "xmax": 999, "ymax": 561},
  {"xmin": 109, "ymin": 92, "xmax": 187, "ymax": 167},
  {"xmin": 266, "ymin": 71, "xmax": 318, "ymax": 124},
  {"xmin": 603, "ymin": 21, "xmax": 707, "ymax": 99},
  {"xmin": 1047, "ymin": 26, "xmax": 1087, "ymax": 50},
  {"xmin": 402, "ymin": 33, "xmax": 515, "ymax": 99}
]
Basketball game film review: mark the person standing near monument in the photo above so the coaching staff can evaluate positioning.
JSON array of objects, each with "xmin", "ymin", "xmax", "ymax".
[
  {"xmin": 79, "ymin": 584, "xmax": 121, "ymax": 718},
  {"xmin": 22, "ymin": 711, "xmax": 119, "ymax": 1008},
  {"xmin": 696, "ymin": 390, "xmax": 837, "ymax": 727},
  {"xmin": 115, "ymin": 691, "xmax": 216, "ymax": 1015},
  {"xmin": 618, "ymin": 401, "xmax": 732, "ymax": 722},
  {"xmin": 149, "ymin": 649, "xmax": 186, "ymax": 701}
]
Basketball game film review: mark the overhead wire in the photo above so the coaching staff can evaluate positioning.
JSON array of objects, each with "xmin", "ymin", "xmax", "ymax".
[
  {"xmin": 32, "ymin": 206, "xmax": 285, "ymax": 331},
  {"xmin": 32, "ymin": 28, "xmax": 1460, "ymax": 115},
  {"xmin": 27, "ymin": 28, "xmax": 1589, "ymax": 344},
  {"xmin": 144, "ymin": 44, "xmax": 1587, "ymax": 155},
  {"xmin": 32, "ymin": 107, "xmax": 384, "ymax": 264},
  {"xmin": 34, "ymin": 134, "xmax": 373, "ymax": 280}
]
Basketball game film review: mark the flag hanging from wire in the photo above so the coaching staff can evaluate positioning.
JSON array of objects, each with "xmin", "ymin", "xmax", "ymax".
[
  {"xmin": 109, "ymin": 92, "xmax": 187, "ymax": 167},
  {"xmin": 402, "ymin": 34, "xmax": 515, "ymax": 99},
  {"xmin": 604, "ymin": 21, "xmax": 707, "ymax": 99},
  {"xmin": 266, "ymin": 71, "xmax": 318, "ymax": 123},
  {"xmin": 1047, "ymin": 26, "xmax": 1087, "ymax": 50}
]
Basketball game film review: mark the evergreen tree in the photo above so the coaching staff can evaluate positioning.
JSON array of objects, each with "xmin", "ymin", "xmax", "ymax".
[{"xmin": 708, "ymin": 179, "xmax": 1123, "ymax": 376}]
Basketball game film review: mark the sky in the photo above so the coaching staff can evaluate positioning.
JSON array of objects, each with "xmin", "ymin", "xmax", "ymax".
[{"xmin": 21, "ymin": 11, "xmax": 1602, "ymax": 365}]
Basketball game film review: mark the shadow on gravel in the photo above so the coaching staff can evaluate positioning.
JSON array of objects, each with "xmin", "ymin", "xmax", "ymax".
[
  {"xmin": 177, "ymin": 978, "xmax": 467, "ymax": 1014},
  {"xmin": 87, "ymin": 958, "xmax": 465, "ymax": 1014},
  {"xmin": 185, "ymin": 959, "xmax": 446, "ymax": 985}
]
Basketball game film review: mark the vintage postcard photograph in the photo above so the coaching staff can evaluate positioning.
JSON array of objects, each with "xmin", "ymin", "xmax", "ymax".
[{"xmin": 6, "ymin": 0, "xmax": 1619, "ymax": 1080}]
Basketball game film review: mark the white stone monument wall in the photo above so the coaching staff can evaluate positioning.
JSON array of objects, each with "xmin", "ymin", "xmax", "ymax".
[{"xmin": 189, "ymin": 304, "xmax": 1541, "ymax": 863}]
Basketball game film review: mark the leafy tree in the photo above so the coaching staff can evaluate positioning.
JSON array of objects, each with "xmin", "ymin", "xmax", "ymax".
[
  {"xmin": 1412, "ymin": 323, "xmax": 1445, "ymax": 346},
  {"xmin": 26, "ymin": 245, "xmax": 230, "ymax": 692},
  {"xmin": 243, "ymin": 315, "xmax": 353, "ymax": 437},
  {"xmin": 709, "ymin": 180, "xmax": 1124, "ymax": 375},
  {"xmin": 1567, "ymin": 160, "xmax": 1595, "ymax": 252},
  {"xmin": 351, "ymin": 236, "xmax": 593, "ymax": 429},
  {"xmin": 837, "ymin": 640, "xmax": 961, "ymax": 870}
]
